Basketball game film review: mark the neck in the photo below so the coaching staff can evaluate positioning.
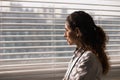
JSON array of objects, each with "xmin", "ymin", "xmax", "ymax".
[
  {"xmin": 76, "ymin": 42, "xmax": 87, "ymax": 52},
  {"xmin": 76, "ymin": 42, "xmax": 82, "ymax": 49}
]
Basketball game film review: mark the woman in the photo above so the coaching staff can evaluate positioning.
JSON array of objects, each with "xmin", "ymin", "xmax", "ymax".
[{"xmin": 63, "ymin": 11, "xmax": 109, "ymax": 80}]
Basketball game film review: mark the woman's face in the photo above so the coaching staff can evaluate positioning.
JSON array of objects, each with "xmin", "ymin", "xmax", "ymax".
[{"xmin": 64, "ymin": 23, "xmax": 77, "ymax": 45}]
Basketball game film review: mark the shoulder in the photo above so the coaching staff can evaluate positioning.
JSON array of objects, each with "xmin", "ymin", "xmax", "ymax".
[{"xmin": 80, "ymin": 51, "xmax": 97, "ymax": 62}]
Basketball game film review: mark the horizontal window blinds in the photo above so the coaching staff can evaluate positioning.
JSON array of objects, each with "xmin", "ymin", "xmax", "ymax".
[{"xmin": 0, "ymin": 0, "xmax": 120, "ymax": 80}]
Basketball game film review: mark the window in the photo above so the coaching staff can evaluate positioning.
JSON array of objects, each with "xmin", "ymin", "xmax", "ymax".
[{"xmin": 0, "ymin": 0, "xmax": 120, "ymax": 80}]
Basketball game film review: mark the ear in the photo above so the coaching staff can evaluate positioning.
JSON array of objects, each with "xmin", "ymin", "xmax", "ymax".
[{"xmin": 75, "ymin": 27, "xmax": 81, "ymax": 37}]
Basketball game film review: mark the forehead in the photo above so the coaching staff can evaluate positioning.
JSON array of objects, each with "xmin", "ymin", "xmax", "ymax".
[{"xmin": 65, "ymin": 22, "xmax": 71, "ymax": 29}]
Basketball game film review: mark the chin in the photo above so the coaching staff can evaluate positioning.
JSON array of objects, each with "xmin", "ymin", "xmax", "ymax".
[
  {"xmin": 67, "ymin": 40, "xmax": 74, "ymax": 45},
  {"xmin": 67, "ymin": 42, "xmax": 73, "ymax": 45}
]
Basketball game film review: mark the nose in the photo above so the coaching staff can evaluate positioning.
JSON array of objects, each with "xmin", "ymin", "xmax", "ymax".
[{"xmin": 64, "ymin": 32, "xmax": 67, "ymax": 37}]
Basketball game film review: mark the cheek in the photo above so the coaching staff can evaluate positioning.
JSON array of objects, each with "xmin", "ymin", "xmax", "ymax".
[
  {"xmin": 65, "ymin": 31, "xmax": 77, "ymax": 45},
  {"xmin": 68, "ymin": 32, "xmax": 77, "ymax": 41}
]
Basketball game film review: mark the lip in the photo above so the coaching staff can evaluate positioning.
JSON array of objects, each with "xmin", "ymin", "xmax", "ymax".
[
  {"xmin": 65, "ymin": 37, "xmax": 68, "ymax": 40},
  {"xmin": 66, "ymin": 38, "xmax": 69, "ymax": 43}
]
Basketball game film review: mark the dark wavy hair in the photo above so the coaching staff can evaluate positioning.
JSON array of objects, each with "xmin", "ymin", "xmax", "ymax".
[{"xmin": 66, "ymin": 11, "xmax": 109, "ymax": 75}]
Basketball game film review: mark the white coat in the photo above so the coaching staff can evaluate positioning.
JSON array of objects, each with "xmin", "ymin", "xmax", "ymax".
[{"xmin": 63, "ymin": 49, "xmax": 102, "ymax": 80}]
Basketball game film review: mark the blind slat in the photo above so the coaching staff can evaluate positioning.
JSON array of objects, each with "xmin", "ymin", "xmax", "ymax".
[
  {"xmin": 1, "ymin": 6, "xmax": 120, "ymax": 12},
  {"xmin": 1, "ymin": 11, "xmax": 120, "ymax": 17},
  {"xmin": 1, "ymin": 0, "xmax": 120, "ymax": 7},
  {"xmin": 0, "ymin": 51, "xmax": 73, "ymax": 55}
]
